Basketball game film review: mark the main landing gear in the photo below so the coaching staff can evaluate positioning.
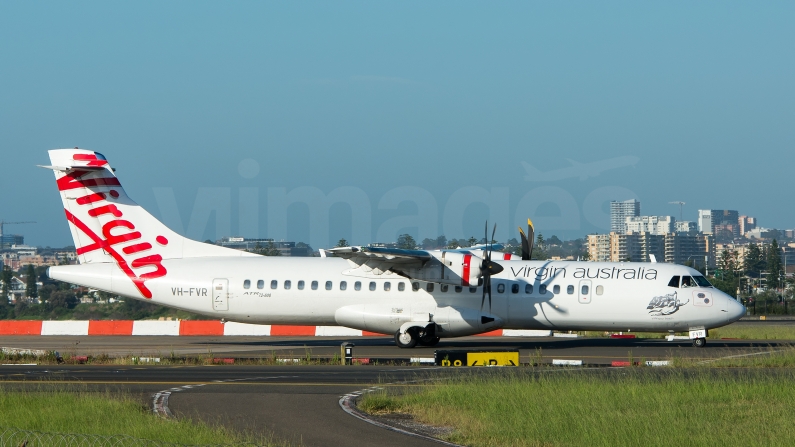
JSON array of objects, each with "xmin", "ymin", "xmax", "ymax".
[
  {"xmin": 692, "ymin": 337, "xmax": 707, "ymax": 348},
  {"xmin": 394, "ymin": 326, "xmax": 440, "ymax": 348}
]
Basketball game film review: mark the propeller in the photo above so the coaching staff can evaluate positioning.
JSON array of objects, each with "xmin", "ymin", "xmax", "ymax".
[
  {"xmin": 518, "ymin": 218, "xmax": 535, "ymax": 261},
  {"xmin": 480, "ymin": 222, "xmax": 504, "ymax": 312}
]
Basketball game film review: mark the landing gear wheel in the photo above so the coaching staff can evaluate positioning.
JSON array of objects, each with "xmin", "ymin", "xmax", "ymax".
[
  {"xmin": 693, "ymin": 337, "xmax": 706, "ymax": 348},
  {"xmin": 418, "ymin": 336, "xmax": 441, "ymax": 347},
  {"xmin": 395, "ymin": 329, "xmax": 418, "ymax": 348}
]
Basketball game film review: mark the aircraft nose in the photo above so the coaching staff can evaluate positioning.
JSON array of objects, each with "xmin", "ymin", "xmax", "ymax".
[{"xmin": 727, "ymin": 297, "xmax": 746, "ymax": 323}]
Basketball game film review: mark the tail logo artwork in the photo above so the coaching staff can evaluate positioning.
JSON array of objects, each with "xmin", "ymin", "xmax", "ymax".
[{"xmin": 60, "ymin": 154, "xmax": 167, "ymax": 298}]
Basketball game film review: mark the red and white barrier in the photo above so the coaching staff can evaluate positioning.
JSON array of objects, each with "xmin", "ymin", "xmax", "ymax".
[{"xmin": 0, "ymin": 321, "xmax": 562, "ymax": 337}]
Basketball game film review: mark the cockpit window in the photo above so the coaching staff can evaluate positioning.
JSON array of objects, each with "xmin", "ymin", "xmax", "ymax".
[
  {"xmin": 692, "ymin": 276, "xmax": 713, "ymax": 287},
  {"xmin": 681, "ymin": 276, "xmax": 694, "ymax": 288},
  {"xmin": 668, "ymin": 276, "xmax": 680, "ymax": 288}
]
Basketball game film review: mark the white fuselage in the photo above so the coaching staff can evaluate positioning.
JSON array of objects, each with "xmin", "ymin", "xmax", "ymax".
[{"xmin": 49, "ymin": 257, "xmax": 745, "ymax": 337}]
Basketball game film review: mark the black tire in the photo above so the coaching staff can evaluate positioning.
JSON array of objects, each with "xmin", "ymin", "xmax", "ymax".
[
  {"xmin": 693, "ymin": 337, "xmax": 706, "ymax": 348},
  {"xmin": 418, "ymin": 336, "xmax": 441, "ymax": 347},
  {"xmin": 394, "ymin": 330, "xmax": 417, "ymax": 348}
]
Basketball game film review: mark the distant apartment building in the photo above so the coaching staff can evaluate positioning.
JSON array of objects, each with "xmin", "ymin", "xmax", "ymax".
[
  {"xmin": 698, "ymin": 210, "xmax": 740, "ymax": 238},
  {"xmin": 739, "ymin": 216, "xmax": 757, "ymax": 236},
  {"xmin": 1, "ymin": 248, "xmax": 76, "ymax": 270},
  {"xmin": 625, "ymin": 216, "xmax": 675, "ymax": 235},
  {"xmin": 697, "ymin": 210, "xmax": 712, "ymax": 234},
  {"xmin": 589, "ymin": 232, "xmax": 714, "ymax": 267},
  {"xmin": 675, "ymin": 221, "xmax": 697, "ymax": 234},
  {"xmin": 664, "ymin": 233, "xmax": 716, "ymax": 268},
  {"xmin": 610, "ymin": 199, "xmax": 640, "ymax": 234},
  {"xmin": 609, "ymin": 232, "xmax": 665, "ymax": 263},
  {"xmin": 0, "ymin": 234, "xmax": 24, "ymax": 248},
  {"xmin": 587, "ymin": 234, "xmax": 611, "ymax": 262}
]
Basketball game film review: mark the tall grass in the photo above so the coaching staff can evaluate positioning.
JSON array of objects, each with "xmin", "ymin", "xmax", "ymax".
[
  {"xmin": 0, "ymin": 387, "xmax": 277, "ymax": 445},
  {"xmin": 360, "ymin": 369, "xmax": 795, "ymax": 447}
]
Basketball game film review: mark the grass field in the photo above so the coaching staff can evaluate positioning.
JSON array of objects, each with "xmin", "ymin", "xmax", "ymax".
[
  {"xmin": 580, "ymin": 323, "xmax": 795, "ymax": 340},
  {"xmin": 360, "ymin": 368, "xmax": 795, "ymax": 447},
  {"xmin": 0, "ymin": 387, "xmax": 281, "ymax": 445},
  {"xmin": 709, "ymin": 324, "xmax": 795, "ymax": 340}
]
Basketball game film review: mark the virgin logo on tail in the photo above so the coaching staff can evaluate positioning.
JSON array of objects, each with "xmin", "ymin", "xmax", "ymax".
[{"xmin": 60, "ymin": 157, "xmax": 168, "ymax": 299}]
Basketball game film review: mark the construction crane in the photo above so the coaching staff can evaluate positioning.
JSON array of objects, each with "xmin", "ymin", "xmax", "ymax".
[
  {"xmin": 0, "ymin": 221, "xmax": 36, "ymax": 250},
  {"xmin": 668, "ymin": 202, "xmax": 685, "ymax": 221}
]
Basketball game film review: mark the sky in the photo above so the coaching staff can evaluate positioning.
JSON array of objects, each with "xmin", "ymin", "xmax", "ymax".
[{"xmin": 1, "ymin": 1, "xmax": 793, "ymax": 248}]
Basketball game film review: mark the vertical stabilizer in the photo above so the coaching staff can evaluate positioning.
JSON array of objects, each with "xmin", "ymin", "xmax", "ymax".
[{"xmin": 44, "ymin": 149, "xmax": 254, "ymax": 298}]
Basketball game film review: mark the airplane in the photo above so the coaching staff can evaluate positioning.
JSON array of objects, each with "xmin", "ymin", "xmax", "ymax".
[
  {"xmin": 522, "ymin": 155, "xmax": 640, "ymax": 182},
  {"xmin": 42, "ymin": 149, "xmax": 744, "ymax": 349}
]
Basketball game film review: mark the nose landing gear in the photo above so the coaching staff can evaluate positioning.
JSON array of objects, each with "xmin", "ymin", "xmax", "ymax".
[{"xmin": 692, "ymin": 337, "xmax": 706, "ymax": 348}]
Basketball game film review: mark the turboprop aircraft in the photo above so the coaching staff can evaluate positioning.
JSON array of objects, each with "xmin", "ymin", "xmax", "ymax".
[{"xmin": 42, "ymin": 149, "xmax": 745, "ymax": 348}]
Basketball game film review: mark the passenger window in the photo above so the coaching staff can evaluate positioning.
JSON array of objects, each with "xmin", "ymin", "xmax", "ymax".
[
  {"xmin": 540, "ymin": 285, "xmax": 547, "ymax": 294},
  {"xmin": 340, "ymin": 281, "xmax": 347, "ymax": 291},
  {"xmin": 567, "ymin": 285, "xmax": 574, "ymax": 295},
  {"xmin": 297, "ymin": 280, "xmax": 305, "ymax": 290},
  {"xmin": 354, "ymin": 281, "xmax": 361, "ymax": 291},
  {"xmin": 497, "ymin": 283, "xmax": 505, "ymax": 293},
  {"xmin": 581, "ymin": 285, "xmax": 589, "ymax": 295},
  {"xmin": 455, "ymin": 286, "xmax": 462, "ymax": 293},
  {"xmin": 398, "ymin": 282, "xmax": 405, "ymax": 291},
  {"xmin": 270, "ymin": 280, "xmax": 278, "ymax": 290},
  {"xmin": 257, "ymin": 280, "xmax": 264, "ymax": 289},
  {"xmin": 553, "ymin": 285, "xmax": 560, "ymax": 294},
  {"xmin": 384, "ymin": 282, "xmax": 391, "ymax": 291},
  {"xmin": 243, "ymin": 280, "xmax": 251, "ymax": 289},
  {"xmin": 470, "ymin": 287, "xmax": 477, "ymax": 293},
  {"xmin": 525, "ymin": 284, "xmax": 533, "ymax": 294},
  {"xmin": 668, "ymin": 276, "xmax": 680, "ymax": 288},
  {"xmin": 681, "ymin": 276, "xmax": 694, "ymax": 288},
  {"xmin": 369, "ymin": 282, "xmax": 376, "ymax": 291},
  {"xmin": 511, "ymin": 284, "xmax": 519, "ymax": 294},
  {"xmin": 441, "ymin": 284, "xmax": 448, "ymax": 292},
  {"xmin": 427, "ymin": 283, "xmax": 434, "ymax": 293},
  {"xmin": 412, "ymin": 282, "xmax": 420, "ymax": 291},
  {"xmin": 325, "ymin": 281, "xmax": 332, "ymax": 290},
  {"xmin": 311, "ymin": 280, "xmax": 318, "ymax": 290},
  {"xmin": 284, "ymin": 280, "xmax": 291, "ymax": 290},
  {"xmin": 596, "ymin": 285, "xmax": 604, "ymax": 295}
]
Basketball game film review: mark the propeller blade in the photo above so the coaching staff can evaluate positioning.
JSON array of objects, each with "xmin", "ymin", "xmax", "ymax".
[
  {"xmin": 518, "ymin": 226, "xmax": 530, "ymax": 261},
  {"xmin": 484, "ymin": 221, "xmax": 489, "ymax": 261},
  {"xmin": 487, "ymin": 275, "xmax": 492, "ymax": 311},
  {"xmin": 526, "ymin": 219, "xmax": 534, "ymax": 260},
  {"xmin": 481, "ymin": 278, "xmax": 487, "ymax": 311}
]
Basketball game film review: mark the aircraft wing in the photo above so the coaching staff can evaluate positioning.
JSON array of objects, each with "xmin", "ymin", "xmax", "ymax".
[{"xmin": 327, "ymin": 246, "xmax": 431, "ymax": 276}]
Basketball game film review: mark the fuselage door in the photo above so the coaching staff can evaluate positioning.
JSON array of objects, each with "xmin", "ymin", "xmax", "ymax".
[
  {"xmin": 578, "ymin": 280, "xmax": 592, "ymax": 304},
  {"xmin": 212, "ymin": 278, "xmax": 229, "ymax": 311}
]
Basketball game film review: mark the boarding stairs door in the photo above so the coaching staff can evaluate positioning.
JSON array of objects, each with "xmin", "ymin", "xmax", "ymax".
[{"xmin": 213, "ymin": 278, "xmax": 229, "ymax": 311}]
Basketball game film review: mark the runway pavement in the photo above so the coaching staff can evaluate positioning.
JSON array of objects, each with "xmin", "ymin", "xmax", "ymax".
[{"xmin": 0, "ymin": 333, "xmax": 792, "ymax": 365}]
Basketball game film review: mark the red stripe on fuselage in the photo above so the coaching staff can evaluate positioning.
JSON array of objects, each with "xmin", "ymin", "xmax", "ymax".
[{"xmin": 462, "ymin": 254, "xmax": 471, "ymax": 286}]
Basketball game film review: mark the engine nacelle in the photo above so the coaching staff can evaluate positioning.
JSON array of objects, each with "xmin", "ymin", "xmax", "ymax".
[{"xmin": 400, "ymin": 251, "xmax": 484, "ymax": 287}]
